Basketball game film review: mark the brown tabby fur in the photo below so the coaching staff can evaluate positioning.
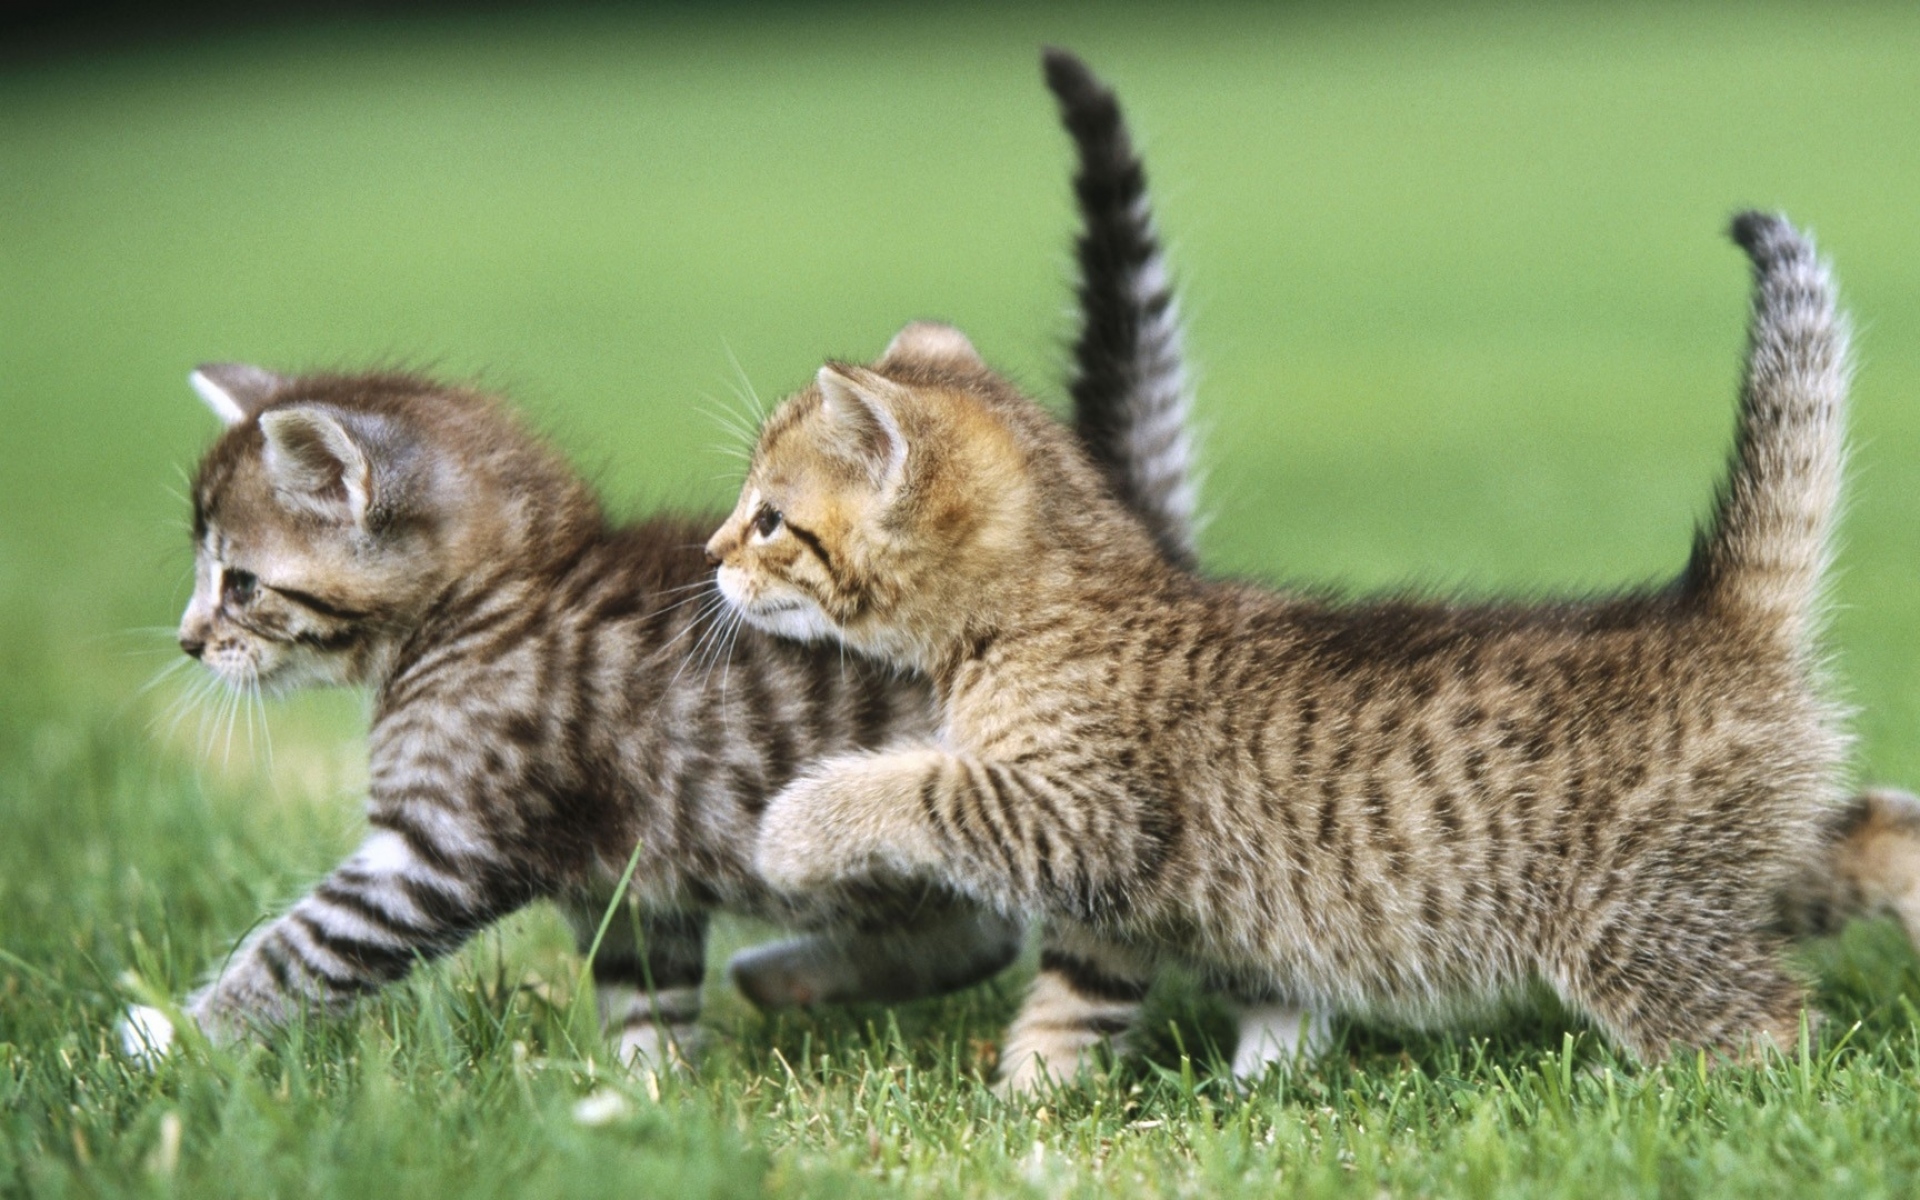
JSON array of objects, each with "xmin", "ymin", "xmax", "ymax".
[
  {"xmin": 713, "ymin": 213, "xmax": 1854, "ymax": 1086},
  {"xmin": 128, "ymin": 48, "xmax": 1218, "ymax": 1068},
  {"xmin": 158, "ymin": 364, "xmax": 1054, "ymax": 1067}
]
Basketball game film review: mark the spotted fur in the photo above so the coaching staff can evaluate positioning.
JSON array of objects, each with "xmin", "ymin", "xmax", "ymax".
[
  {"xmin": 716, "ymin": 213, "xmax": 1855, "ymax": 1087},
  {"xmin": 1025, "ymin": 57, "xmax": 1916, "ymax": 1085}
]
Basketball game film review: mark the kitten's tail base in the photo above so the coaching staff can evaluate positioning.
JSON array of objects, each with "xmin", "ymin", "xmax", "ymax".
[{"xmin": 1685, "ymin": 210, "xmax": 1849, "ymax": 648}]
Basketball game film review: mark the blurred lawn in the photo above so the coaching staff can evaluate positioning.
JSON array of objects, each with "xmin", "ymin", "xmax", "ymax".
[{"xmin": 6, "ymin": 3, "xmax": 1920, "ymax": 1195}]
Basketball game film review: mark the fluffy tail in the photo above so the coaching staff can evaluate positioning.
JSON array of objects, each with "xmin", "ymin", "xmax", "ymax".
[
  {"xmin": 1685, "ymin": 212, "xmax": 1849, "ymax": 647},
  {"xmin": 1043, "ymin": 47, "xmax": 1202, "ymax": 571}
]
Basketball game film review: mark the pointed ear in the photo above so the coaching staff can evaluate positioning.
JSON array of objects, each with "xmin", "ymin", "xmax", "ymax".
[
  {"xmin": 257, "ymin": 406, "xmax": 372, "ymax": 524},
  {"xmin": 816, "ymin": 364, "xmax": 908, "ymax": 490},
  {"xmin": 880, "ymin": 321, "xmax": 983, "ymax": 371},
  {"xmin": 189, "ymin": 363, "xmax": 286, "ymax": 426}
]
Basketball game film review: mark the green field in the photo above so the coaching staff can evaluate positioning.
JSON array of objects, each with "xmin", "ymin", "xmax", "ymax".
[{"xmin": 7, "ymin": 3, "xmax": 1920, "ymax": 1194}]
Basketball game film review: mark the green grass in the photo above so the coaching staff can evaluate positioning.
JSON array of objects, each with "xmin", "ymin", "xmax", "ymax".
[{"xmin": 6, "ymin": 2, "xmax": 1920, "ymax": 1194}]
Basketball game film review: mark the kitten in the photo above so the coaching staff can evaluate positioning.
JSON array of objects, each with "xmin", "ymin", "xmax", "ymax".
[
  {"xmin": 728, "ymin": 47, "xmax": 1204, "ymax": 1010},
  {"xmin": 1037, "ymin": 49, "xmax": 1920, "ymax": 1084},
  {"xmin": 118, "ymin": 53, "xmax": 1204, "ymax": 1067},
  {"xmin": 710, "ymin": 212, "xmax": 1854, "ymax": 1090}
]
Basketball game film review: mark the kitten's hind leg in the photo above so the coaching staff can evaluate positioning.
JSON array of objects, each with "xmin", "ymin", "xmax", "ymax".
[
  {"xmin": 1844, "ymin": 788, "xmax": 1920, "ymax": 944},
  {"xmin": 1784, "ymin": 787, "xmax": 1920, "ymax": 945},
  {"xmin": 997, "ymin": 927, "xmax": 1154, "ymax": 1097},
  {"xmin": 565, "ymin": 902, "xmax": 709, "ymax": 1072},
  {"xmin": 728, "ymin": 902, "xmax": 1024, "ymax": 1010},
  {"xmin": 1558, "ymin": 923, "xmax": 1810, "ymax": 1063},
  {"xmin": 1228, "ymin": 998, "xmax": 1332, "ymax": 1082}
]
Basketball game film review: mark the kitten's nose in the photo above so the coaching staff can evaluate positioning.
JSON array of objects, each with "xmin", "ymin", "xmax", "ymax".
[
  {"xmin": 179, "ymin": 634, "xmax": 206, "ymax": 659},
  {"xmin": 704, "ymin": 531, "xmax": 728, "ymax": 567},
  {"xmin": 704, "ymin": 547, "xmax": 722, "ymax": 567}
]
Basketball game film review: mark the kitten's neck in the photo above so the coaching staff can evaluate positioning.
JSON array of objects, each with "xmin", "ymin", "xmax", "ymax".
[
  {"xmin": 921, "ymin": 525, "xmax": 1181, "ymax": 685},
  {"xmin": 372, "ymin": 516, "xmax": 601, "ymax": 699}
]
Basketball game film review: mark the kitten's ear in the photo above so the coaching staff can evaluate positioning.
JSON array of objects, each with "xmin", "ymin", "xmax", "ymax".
[
  {"xmin": 816, "ymin": 364, "xmax": 908, "ymax": 490},
  {"xmin": 880, "ymin": 321, "xmax": 983, "ymax": 371},
  {"xmin": 189, "ymin": 363, "xmax": 286, "ymax": 426},
  {"xmin": 257, "ymin": 406, "xmax": 373, "ymax": 525}
]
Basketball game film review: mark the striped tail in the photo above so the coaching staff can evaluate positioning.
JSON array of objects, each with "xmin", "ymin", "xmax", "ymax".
[
  {"xmin": 1685, "ymin": 212, "xmax": 1850, "ymax": 648},
  {"xmin": 1043, "ymin": 48, "xmax": 1202, "ymax": 571}
]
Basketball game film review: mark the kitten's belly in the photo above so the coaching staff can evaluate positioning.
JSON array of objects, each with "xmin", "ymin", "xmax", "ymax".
[{"xmin": 1151, "ymin": 804, "xmax": 1536, "ymax": 1012}]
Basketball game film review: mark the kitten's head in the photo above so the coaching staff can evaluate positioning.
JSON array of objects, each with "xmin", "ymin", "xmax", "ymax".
[
  {"xmin": 179, "ymin": 364, "xmax": 596, "ymax": 692},
  {"xmin": 707, "ymin": 322, "xmax": 1135, "ymax": 669}
]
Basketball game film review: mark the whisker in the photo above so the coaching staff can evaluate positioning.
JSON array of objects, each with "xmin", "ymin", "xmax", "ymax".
[
  {"xmin": 651, "ymin": 578, "xmax": 724, "ymax": 599},
  {"xmin": 156, "ymin": 671, "xmax": 214, "ymax": 744},
  {"xmin": 722, "ymin": 342, "xmax": 768, "ymax": 421},
  {"xmin": 677, "ymin": 603, "xmax": 731, "ymax": 691},
  {"xmin": 658, "ymin": 594, "xmax": 728, "ymax": 665},
  {"xmin": 134, "ymin": 656, "xmax": 193, "ymax": 699},
  {"xmin": 248, "ymin": 670, "xmax": 273, "ymax": 773},
  {"xmin": 652, "ymin": 588, "xmax": 724, "ymax": 620},
  {"xmin": 220, "ymin": 677, "xmax": 242, "ymax": 766},
  {"xmin": 695, "ymin": 401, "xmax": 757, "ymax": 443}
]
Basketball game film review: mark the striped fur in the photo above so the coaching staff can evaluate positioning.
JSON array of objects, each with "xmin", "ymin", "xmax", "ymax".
[
  {"xmin": 174, "ymin": 380, "xmax": 993, "ymax": 1056},
  {"xmin": 147, "ymin": 54, "xmax": 1217, "ymax": 1062},
  {"xmin": 1045, "ymin": 47, "xmax": 1202, "ymax": 571},
  {"xmin": 717, "ymin": 214, "xmax": 1855, "ymax": 1086},
  {"xmin": 725, "ymin": 49, "xmax": 1209, "ymax": 1015},
  {"xmin": 160, "ymin": 299, "xmax": 1193, "ymax": 1063},
  {"xmin": 1037, "ymin": 52, "xmax": 1909, "ymax": 1085}
]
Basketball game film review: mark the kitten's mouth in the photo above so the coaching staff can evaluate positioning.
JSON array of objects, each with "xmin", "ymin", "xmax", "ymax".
[{"xmin": 735, "ymin": 597, "xmax": 834, "ymax": 643}]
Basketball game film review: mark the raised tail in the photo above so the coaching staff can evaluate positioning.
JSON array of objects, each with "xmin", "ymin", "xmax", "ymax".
[
  {"xmin": 1043, "ymin": 47, "xmax": 1202, "ymax": 571},
  {"xmin": 1684, "ymin": 212, "xmax": 1849, "ymax": 648}
]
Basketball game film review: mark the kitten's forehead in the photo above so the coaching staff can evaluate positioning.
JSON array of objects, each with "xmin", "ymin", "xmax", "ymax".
[{"xmin": 191, "ymin": 444, "xmax": 334, "ymax": 570}]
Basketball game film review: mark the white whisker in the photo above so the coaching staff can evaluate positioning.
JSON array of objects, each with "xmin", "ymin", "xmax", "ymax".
[{"xmin": 723, "ymin": 342, "xmax": 768, "ymax": 421}]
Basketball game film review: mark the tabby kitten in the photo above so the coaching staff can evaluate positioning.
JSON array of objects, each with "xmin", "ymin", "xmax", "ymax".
[
  {"xmin": 1034, "ymin": 49, "xmax": 1920, "ymax": 1083},
  {"xmin": 711, "ymin": 213, "xmax": 1853, "ymax": 1090},
  {"xmin": 119, "ymin": 51, "xmax": 1204, "ymax": 1067}
]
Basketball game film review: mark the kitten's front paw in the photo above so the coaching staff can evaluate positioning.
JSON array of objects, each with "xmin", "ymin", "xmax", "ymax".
[
  {"xmin": 117, "ymin": 1004, "xmax": 177, "ymax": 1066},
  {"xmin": 754, "ymin": 753, "xmax": 947, "ymax": 894},
  {"xmin": 754, "ymin": 788, "xmax": 850, "ymax": 892},
  {"xmin": 753, "ymin": 773, "xmax": 884, "ymax": 892}
]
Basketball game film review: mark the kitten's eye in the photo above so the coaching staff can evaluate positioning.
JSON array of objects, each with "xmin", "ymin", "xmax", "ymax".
[
  {"xmin": 752, "ymin": 506, "xmax": 783, "ymax": 540},
  {"xmin": 223, "ymin": 568, "xmax": 259, "ymax": 606}
]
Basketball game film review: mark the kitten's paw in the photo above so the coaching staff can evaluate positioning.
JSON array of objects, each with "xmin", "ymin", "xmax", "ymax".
[
  {"xmin": 117, "ymin": 1004, "xmax": 177, "ymax": 1066},
  {"xmin": 754, "ymin": 757, "xmax": 945, "ymax": 893},
  {"xmin": 613, "ymin": 1021, "xmax": 701, "ymax": 1076},
  {"xmin": 1229, "ymin": 1004, "xmax": 1331, "ymax": 1086},
  {"xmin": 753, "ymin": 778, "xmax": 867, "ymax": 892},
  {"xmin": 728, "ymin": 936, "xmax": 847, "ymax": 1010}
]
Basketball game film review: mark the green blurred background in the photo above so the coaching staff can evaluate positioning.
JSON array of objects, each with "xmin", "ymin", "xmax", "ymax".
[{"xmin": 4, "ymin": 0, "xmax": 1919, "ymax": 775}]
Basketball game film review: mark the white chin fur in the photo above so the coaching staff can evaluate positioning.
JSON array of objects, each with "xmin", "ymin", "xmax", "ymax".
[
  {"xmin": 717, "ymin": 568, "xmax": 836, "ymax": 643},
  {"xmin": 745, "ymin": 603, "xmax": 836, "ymax": 643}
]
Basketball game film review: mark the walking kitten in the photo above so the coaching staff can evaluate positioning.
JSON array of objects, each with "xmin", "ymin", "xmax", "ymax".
[
  {"xmin": 119, "ymin": 53, "xmax": 1205, "ymax": 1066},
  {"xmin": 711, "ymin": 212, "xmax": 1853, "ymax": 1088},
  {"xmin": 1032, "ymin": 49, "xmax": 1920, "ymax": 1083}
]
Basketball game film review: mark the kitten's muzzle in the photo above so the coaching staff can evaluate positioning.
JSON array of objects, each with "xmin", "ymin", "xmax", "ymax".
[{"xmin": 179, "ymin": 634, "xmax": 206, "ymax": 659}]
